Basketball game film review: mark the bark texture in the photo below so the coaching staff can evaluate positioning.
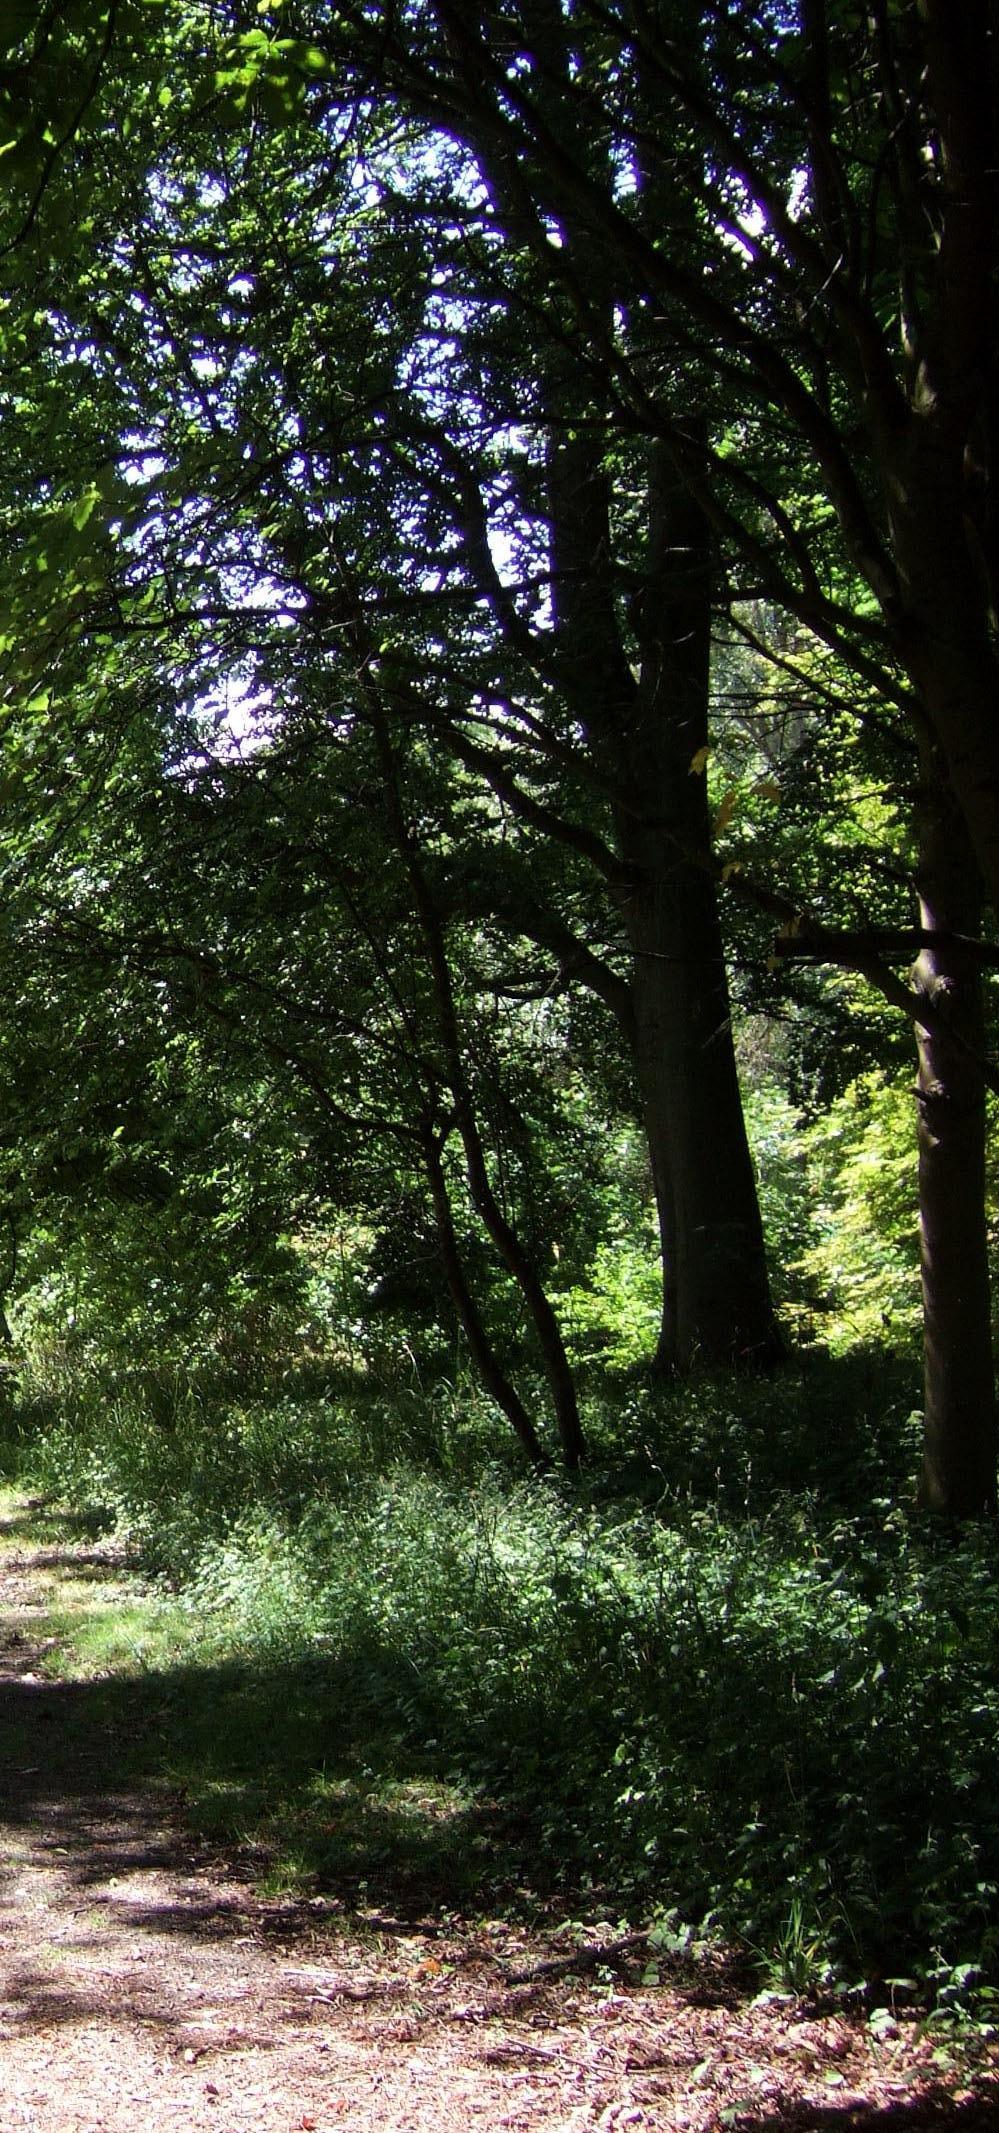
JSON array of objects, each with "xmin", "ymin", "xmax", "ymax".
[
  {"xmin": 912, "ymin": 783, "xmax": 996, "ymax": 1516},
  {"xmin": 549, "ymin": 434, "xmax": 782, "ymax": 1372}
]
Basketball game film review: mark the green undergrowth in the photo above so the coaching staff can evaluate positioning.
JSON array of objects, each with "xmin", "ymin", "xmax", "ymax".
[{"xmin": 9, "ymin": 1349, "xmax": 999, "ymax": 2013}]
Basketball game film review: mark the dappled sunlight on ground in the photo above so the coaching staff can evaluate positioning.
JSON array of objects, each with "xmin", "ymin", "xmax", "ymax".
[{"xmin": 0, "ymin": 1501, "xmax": 994, "ymax": 2132}]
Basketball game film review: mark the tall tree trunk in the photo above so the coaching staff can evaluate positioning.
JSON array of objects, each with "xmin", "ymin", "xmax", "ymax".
[
  {"xmin": 623, "ymin": 848, "xmax": 781, "ymax": 1374},
  {"xmin": 549, "ymin": 432, "xmax": 782, "ymax": 1371},
  {"xmin": 913, "ymin": 776, "xmax": 996, "ymax": 1515},
  {"xmin": 880, "ymin": 441, "xmax": 998, "ymax": 1510},
  {"xmin": 887, "ymin": 465, "xmax": 999, "ymax": 933}
]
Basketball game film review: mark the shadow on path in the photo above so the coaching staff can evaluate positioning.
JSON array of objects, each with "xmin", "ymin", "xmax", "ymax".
[
  {"xmin": 735, "ymin": 2097, "xmax": 999, "ymax": 2130},
  {"xmin": 0, "ymin": 1560, "xmax": 994, "ymax": 2133},
  {"xmin": 0, "ymin": 1596, "xmax": 523, "ymax": 1935}
]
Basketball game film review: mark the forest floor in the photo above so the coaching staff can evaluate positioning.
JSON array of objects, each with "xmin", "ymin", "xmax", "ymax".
[{"xmin": 0, "ymin": 1500, "xmax": 996, "ymax": 2133}]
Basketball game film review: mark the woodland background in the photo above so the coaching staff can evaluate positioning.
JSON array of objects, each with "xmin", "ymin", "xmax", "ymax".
[{"xmin": 0, "ymin": 0, "xmax": 998, "ymax": 2013}]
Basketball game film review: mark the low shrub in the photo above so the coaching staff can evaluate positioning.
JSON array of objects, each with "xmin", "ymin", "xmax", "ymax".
[{"xmin": 16, "ymin": 1348, "xmax": 999, "ymax": 1998}]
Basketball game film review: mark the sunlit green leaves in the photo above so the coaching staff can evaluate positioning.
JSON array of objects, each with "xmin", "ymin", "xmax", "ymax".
[{"xmin": 213, "ymin": 26, "xmax": 331, "ymax": 128}]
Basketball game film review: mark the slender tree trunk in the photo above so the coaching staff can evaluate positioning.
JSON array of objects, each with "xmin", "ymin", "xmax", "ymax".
[
  {"xmin": 451, "ymin": 1093, "xmax": 585, "ymax": 1468},
  {"xmin": 912, "ymin": 779, "xmax": 996, "ymax": 1515},
  {"xmin": 375, "ymin": 710, "xmax": 586, "ymax": 1469},
  {"xmin": 421, "ymin": 1124, "xmax": 549, "ymax": 1469}
]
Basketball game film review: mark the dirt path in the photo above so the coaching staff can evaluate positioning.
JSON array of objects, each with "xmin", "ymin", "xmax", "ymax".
[{"xmin": 0, "ymin": 1508, "xmax": 995, "ymax": 2132}]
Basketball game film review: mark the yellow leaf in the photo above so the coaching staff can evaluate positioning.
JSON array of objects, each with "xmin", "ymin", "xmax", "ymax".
[{"xmin": 714, "ymin": 787, "xmax": 738, "ymax": 835}]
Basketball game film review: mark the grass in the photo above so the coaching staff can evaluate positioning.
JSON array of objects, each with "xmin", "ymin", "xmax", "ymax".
[{"xmin": 7, "ymin": 1346, "xmax": 999, "ymax": 2010}]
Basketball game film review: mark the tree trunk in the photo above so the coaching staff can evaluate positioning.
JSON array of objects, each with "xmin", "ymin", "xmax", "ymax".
[
  {"xmin": 421, "ymin": 1124, "xmax": 549, "ymax": 1469},
  {"xmin": 452, "ymin": 1095, "xmax": 586, "ymax": 1468},
  {"xmin": 549, "ymin": 432, "xmax": 783, "ymax": 1372},
  {"xmin": 375, "ymin": 710, "xmax": 586, "ymax": 1469},
  {"xmin": 913, "ymin": 776, "xmax": 996, "ymax": 1516},
  {"xmin": 887, "ymin": 463, "xmax": 999, "ymax": 928},
  {"xmin": 623, "ymin": 848, "xmax": 782, "ymax": 1374}
]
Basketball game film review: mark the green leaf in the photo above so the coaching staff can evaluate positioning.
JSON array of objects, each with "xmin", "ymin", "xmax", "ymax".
[{"xmin": 72, "ymin": 487, "xmax": 101, "ymax": 533}]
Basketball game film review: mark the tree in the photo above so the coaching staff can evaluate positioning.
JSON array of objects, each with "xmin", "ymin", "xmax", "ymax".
[
  {"xmin": 285, "ymin": 0, "xmax": 998, "ymax": 1512},
  {"xmin": 3, "ymin": 0, "xmax": 996, "ymax": 1507},
  {"xmin": 37, "ymin": 0, "xmax": 782, "ymax": 1377}
]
